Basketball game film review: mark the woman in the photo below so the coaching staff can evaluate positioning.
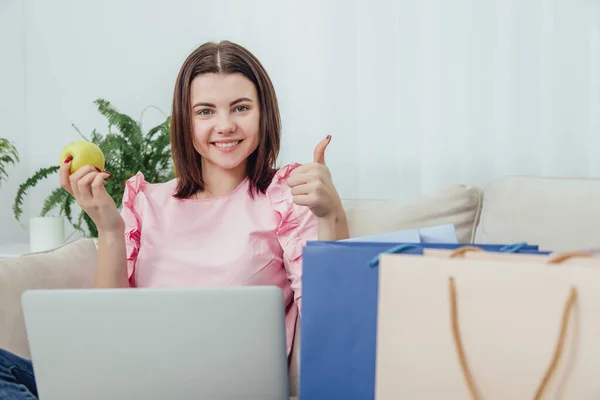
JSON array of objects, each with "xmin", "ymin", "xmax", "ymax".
[{"xmin": 0, "ymin": 40, "xmax": 349, "ymax": 398}]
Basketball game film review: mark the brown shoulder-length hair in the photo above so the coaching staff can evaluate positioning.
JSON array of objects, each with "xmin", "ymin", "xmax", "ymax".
[{"xmin": 170, "ymin": 40, "xmax": 281, "ymax": 199}]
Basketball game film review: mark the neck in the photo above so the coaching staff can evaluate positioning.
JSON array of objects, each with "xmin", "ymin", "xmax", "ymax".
[{"xmin": 196, "ymin": 160, "xmax": 247, "ymax": 199}]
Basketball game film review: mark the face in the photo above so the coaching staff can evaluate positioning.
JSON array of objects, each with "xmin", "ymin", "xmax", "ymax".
[{"xmin": 190, "ymin": 73, "xmax": 260, "ymax": 174}]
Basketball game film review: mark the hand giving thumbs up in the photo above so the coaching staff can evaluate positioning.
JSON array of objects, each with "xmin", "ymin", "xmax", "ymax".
[{"xmin": 287, "ymin": 135, "xmax": 344, "ymax": 219}]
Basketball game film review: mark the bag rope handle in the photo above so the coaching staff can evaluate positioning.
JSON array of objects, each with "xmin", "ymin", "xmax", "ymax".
[
  {"xmin": 449, "ymin": 246, "xmax": 485, "ymax": 257},
  {"xmin": 449, "ymin": 242, "xmax": 531, "ymax": 258},
  {"xmin": 448, "ymin": 276, "xmax": 577, "ymax": 400},
  {"xmin": 547, "ymin": 251, "xmax": 593, "ymax": 264}
]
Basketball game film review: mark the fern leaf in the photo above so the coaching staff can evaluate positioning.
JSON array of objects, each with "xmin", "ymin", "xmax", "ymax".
[
  {"xmin": 143, "ymin": 119, "xmax": 172, "ymax": 182},
  {"xmin": 75, "ymin": 209, "xmax": 85, "ymax": 232},
  {"xmin": 90, "ymin": 128, "xmax": 103, "ymax": 145},
  {"xmin": 13, "ymin": 166, "xmax": 59, "ymax": 225},
  {"xmin": 40, "ymin": 187, "xmax": 68, "ymax": 217},
  {"xmin": 63, "ymin": 193, "xmax": 76, "ymax": 227},
  {"xmin": 0, "ymin": 138, "xmax": 20, "ymax": 187},
  {"xmin": 94, "ymin": 99, "xmax": 143, "ymax": 145},
  {"xmin": 145, "ymin": 117, "xmax": 171, "ymax": 141},
  {"xmin": 0, "ymin": 155, "xmax": 18, "ymax": 165},
  {"xmin": 0, "ymin": 138, "xmax": 20, "ymax": 162}
]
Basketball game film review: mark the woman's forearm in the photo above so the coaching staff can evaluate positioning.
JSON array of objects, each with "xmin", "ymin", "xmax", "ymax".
[
  {"xmin": 94, "ymin": 226, "xmax": 129, "ymax": 288},
  {"xmin": 317, "ymin": 206, "xmax": 350, "ymax": 241}
]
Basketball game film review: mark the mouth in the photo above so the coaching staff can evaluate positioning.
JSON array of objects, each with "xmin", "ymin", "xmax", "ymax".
[
  {"xmin": 212, "ymin": 140, "xmax": 241, "ymax": 148},
  {"xmin": 210, "ymin": 140, "xmax": 243, "ymax": 151}
]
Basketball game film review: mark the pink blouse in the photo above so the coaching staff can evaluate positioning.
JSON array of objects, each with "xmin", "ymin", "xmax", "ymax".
[{"xmin": 119, "ymin": 163, "xmax": 318, "ymax": 356}]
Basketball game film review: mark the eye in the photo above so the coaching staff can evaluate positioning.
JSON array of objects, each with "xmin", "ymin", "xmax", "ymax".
[
  {"xmin": 234, "ymin": 105, "xmax": 249, "ymax": 112},
  {"xmin": 197, "ymin": 109, "xmax": 213, "ymax": 116}
]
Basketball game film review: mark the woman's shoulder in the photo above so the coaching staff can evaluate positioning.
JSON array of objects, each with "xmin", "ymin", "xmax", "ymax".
[{"xmin": 122, "ymin": 172, "xmax": 177, "ymax": 208}]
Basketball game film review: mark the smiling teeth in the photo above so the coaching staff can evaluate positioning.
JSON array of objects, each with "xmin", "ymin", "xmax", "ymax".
[{"xmin": 214, "ymin": 141, "xmax": 240, "ymax": 148}]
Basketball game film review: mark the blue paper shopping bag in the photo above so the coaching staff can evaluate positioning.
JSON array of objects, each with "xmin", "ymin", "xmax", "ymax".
[{"xmin": 299, "ymin": 241, "xmax": 547, "ymax": 400}]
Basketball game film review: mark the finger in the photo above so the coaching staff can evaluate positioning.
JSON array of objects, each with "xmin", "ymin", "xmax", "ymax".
[
  {"xmin": 59, "ymin": 157, "xmax": 74, "ymax": 195},
  {"xmin": 292, "ymin": 194, "xmax": 313, "ymax": 207},
  {"xmin": 287, "ymin": 164, "xmax": 313, "ymax": 182},
  {"xmin": 290, "ymin": 183, "xmax": 313, "ymax": 196},
  {"xmin": 313, "ymin": 135, "xmax": 331, "ymax": 165},
  {"xmin": 69, "ymin": 165, "xmax": 100, "ymax": 185},
  {"xmin": 69, "ymin": 165, "xmax": 99, "ymax": 199},
  {"xmin": 76, "ymin": 170, "xmax": 99, "ymax": 203},
  {"xmin": 287, "ymin": 171, "xmax": 311, "ymax": 187},
  {"xmin": 91, "ymin": 173, "xmax": 111, "ymax": 200}
]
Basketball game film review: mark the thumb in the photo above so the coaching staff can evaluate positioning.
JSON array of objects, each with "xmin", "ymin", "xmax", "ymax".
[{"xmin": 313, "ymin": 135, "xmax": 332, "ymax": 164}]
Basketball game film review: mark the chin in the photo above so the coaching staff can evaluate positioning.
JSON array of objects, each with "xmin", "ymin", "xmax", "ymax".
[
  {"xmin": 214, "ymin": 159, "xmax": 247, "ymax": 171},
  {"xmin": 205, "ymin": 151, "xmax": 250, "ymax": 171},
  {"xmin": 209, "ymin": 141, "xmax": 257, "ymax": 168}
]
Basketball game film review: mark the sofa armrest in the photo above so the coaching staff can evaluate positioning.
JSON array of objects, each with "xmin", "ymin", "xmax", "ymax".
[{"xmin": 0, "ymin": 238, "xmax": 97, "ymax": 358}]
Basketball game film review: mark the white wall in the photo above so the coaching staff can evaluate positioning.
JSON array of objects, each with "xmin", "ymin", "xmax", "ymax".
[
  {"xmin": 1, "ymin": 0, "xmax": 599, "ymax": 241},
  {"xmin": 0, "ymin": 0, "xmax": 28, "ymax": 243}
]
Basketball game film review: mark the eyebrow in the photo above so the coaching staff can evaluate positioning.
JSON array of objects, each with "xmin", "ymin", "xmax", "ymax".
[{"xmin": 192, "ymin": 97, "xmax": 253, "ymax": 108}]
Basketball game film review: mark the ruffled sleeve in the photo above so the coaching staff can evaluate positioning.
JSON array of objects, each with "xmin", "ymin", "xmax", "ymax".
[
  {"xmin": 120, "ymin": 172, "xmax": 148, "ymax": 287},
  {"xmin": 266, "ymin": 163, "xmax": 319, "ymax": 313}
]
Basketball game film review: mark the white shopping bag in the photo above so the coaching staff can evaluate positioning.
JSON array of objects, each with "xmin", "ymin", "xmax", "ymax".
[{"xmin": 375, "ymin": 252, "xmax": 600, "ymax": 399}]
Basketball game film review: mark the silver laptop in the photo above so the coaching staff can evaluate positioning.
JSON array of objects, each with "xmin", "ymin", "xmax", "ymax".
[{"xmin": 21, "ymin": 286, "xmax": 289, "ymax": 400}]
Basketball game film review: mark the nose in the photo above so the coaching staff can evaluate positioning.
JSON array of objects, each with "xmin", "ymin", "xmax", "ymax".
[{"xmin": 215, "ymin": 113, "xmax": 236, "ymax": 135}]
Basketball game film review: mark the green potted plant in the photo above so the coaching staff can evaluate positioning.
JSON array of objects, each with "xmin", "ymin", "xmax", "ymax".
[
  {"xmin": 13, "ymin": 99, "xmax": 175, "ymax": 237},
  {"xmin": 0, "ymin": 138, "xmax": 19, "ymax": 187}
]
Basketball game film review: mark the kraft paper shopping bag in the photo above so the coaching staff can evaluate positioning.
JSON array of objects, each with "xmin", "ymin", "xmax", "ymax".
[
  {"xmin": 375, "ymin": 252, "xmax": 600, "ymax": 399},
  {"xmin": 300, "ymin": 241, "xmax": 544, "ymax": 400}
]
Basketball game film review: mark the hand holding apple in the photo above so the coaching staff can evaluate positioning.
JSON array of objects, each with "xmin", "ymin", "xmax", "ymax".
[{"xmin": 59, "ymin": 142, "xmax": 124, "ymax": 233}]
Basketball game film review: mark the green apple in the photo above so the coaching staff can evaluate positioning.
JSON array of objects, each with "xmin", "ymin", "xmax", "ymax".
[{"xmin": 59, "ymin": 141, "xmax": 105, "ymax": 174}]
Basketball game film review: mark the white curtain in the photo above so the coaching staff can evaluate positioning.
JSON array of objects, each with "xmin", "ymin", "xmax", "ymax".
[
  {"xmin": 273, "ymin": 0, "xmax": 600, "ymax": 201},
  {"xmin": 3, "ymin": 0, "xmax": 599, "ymax": 233}
]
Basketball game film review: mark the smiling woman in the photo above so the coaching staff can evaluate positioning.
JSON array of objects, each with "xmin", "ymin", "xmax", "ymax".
[
  {"xmin": 170, "ymin": 42, "xmax": 282, "ymax": 200},
  {"xmin": 187, "ymin": 73, "xmax": 262, "ymax": 198},
  {"xmin": 0, "ymin": 40, "xmax": 349, "ymax": 399}
]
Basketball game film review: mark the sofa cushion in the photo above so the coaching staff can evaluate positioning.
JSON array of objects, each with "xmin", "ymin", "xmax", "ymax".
[
  {"xmin": 0, "ymin": 238, "xmax": 97, "ymax": 358},
  {"xmin": 475, "ymin": 176, "xmax": 600, "ymax": 252},
  {"xmin": 342, "ymin": 184, "xmax": 484, "ymax": 243}
]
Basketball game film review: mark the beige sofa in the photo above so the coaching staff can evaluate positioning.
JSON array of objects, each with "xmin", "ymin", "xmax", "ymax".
[{"xmin": 1, "ymin": 175, "xmax": 600, "ymax": 395}]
